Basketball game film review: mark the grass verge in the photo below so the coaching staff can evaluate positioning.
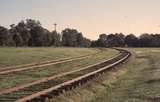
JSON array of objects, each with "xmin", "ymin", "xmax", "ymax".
[
  {"xmin": 0, "ymin": 47, "xmax": 98, "ymax": 67},
  {"xmin": 51, "ymin": 48, "xmax": 160, "ymax": 102}
]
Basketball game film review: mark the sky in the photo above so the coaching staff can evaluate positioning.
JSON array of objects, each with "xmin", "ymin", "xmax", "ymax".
[{"xmin": 0, "ymin": 0, "xmax": 160, "ymax": 40}]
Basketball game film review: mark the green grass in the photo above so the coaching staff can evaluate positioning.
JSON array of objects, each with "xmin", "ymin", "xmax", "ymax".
[
  {"xmin": 0, "ymin": 47, "xmax": 98, "ymax": 67},
  {"xmin": 0, "ymin": 48, "xmax": 119, "ymax": 90},
  {"xmin": 51, "ymin": 48, "xmax": 160, "ymax": 102}
]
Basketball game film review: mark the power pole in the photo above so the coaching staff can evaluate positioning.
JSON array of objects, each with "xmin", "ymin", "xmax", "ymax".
[{"xmin": 54, "ymin": 23, "xmax": 57, "ymax": 32}]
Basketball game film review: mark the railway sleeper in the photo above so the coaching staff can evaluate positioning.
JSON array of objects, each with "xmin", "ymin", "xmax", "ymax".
[
  {"xmin": 63, "ymin": 84, "xmax": 73, "ymax": 91},
  {"xmin": 32, "ymin": 93, "xmax": 54, "ymax": 102},
  {"xmin": 48, "ymin": 90, "xmax": 60, "ymax": 96},
  {"xmin": 27, "ymin": 97, "xmax": 44, "ymax": 102}
]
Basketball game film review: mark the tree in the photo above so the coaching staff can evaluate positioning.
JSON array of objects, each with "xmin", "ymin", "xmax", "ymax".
[
  {"xmin": 25, "ymin": 19, "xmax": 41, "ymax": 30},
  {"xmin": 94, "ymin": 33, "xmax": 126, "ymax": 47},
  {"xmin": 29, "ymin": 26, "xmax": 44, "ymax": 46},
  {"xmin": 16, "ymin": 20, "xmax": 31, "ymax": 46},
  {"xmin": 139, "ymin": 33, "xmax": 153, "ymax": 47},
  {"xmin": 62, "ymin": 28, "xmax": 91, "ymax": 47},
  {"xmin": 42, "ymin": 29, "xmax": 52, "ymax": 46},
  {"xmin": 9, "ymin": 24, "xmax": 24, "ymax": 46},
  {"xmin": 150, "ymin": 34, "xmax": 160, "ymax": 47},
  {"xmin": 0, "ymin": 26, "xmax": 8, "ymax": 46},
  {"xmin": 97, "ymin": 34, "xmax": 107, "ymax": 47},
  {"xmin": 62, "ymin": 28, "xmax": 79, "ymax": 47},
  {"xmin": 77, "ymin": 33, "xmax": 84, "ymax": 47},
  {"xmin": 51, "ymin": 31, "xmax": 61, "ymax": 46},
  {"xmin": 12, "ymin": 19, "xmax": 62, "ymax": 47},
  {"xmin": 115, "ymin": 33, "xmax": 125, "ymax": 47},
  {"xmin": 125, "ymin": 34, "xmax": 139, "ymax": 47},
  {"xmin": 83, "ymin": 38, "xmax": 91, "ymax": 47},
  {"xmin": 106, "ymin": 34, "xmax": 118, "ymax": 47},
  {"xmin": 91, "ymin": 40, "xmax": 99, "ymax": 47}
]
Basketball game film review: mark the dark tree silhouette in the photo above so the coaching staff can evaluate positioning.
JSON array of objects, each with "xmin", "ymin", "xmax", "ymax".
[
  {"xmin": 0, "ymin": 26, "xmax": 8, "ymax": 46},
  {"xmin": 91, "ymin": 40, "xmax": 99, "ymax": 47},
  {"xmin": 139, "ymin": 33, "xmax": 153, "ymax": 47},
  {"xmin": 125, "ymin": 34, "xmax": 139, "ymax": 47},
  {"xmin": 62, "ymin": 28, "xmax": 90, "ymax": 47},
  {"xmin": 150, "ymin": 34, "xmax": 160, "ymax": 47},
  {"xmin": 29, "ymin": 26, "xmax": 44, "ymax": 46},
  {"xmin": 10, "ymin": 24, "xmax": 24, "ymax": 46},
  {"xmin": 62, "ymin": 28, "xmax": 78, "ymax": 47},
  {"xmin": 51, "ymin": 31, "xmax": 61, "ymax": 46},
  {"xmin": 1, "ymin": 19, "xmax": 160, "ymax": 47},
  {"xmin": 82, "ymin": 38, "xmax": 91, "ymax": 47},
  {"xmin": 15, "ymin": 20, "xmax": 31, "ymax": 46},
  {"xmin": 97, "ymin": 34, "xmax": 107, "ymax": 47}
]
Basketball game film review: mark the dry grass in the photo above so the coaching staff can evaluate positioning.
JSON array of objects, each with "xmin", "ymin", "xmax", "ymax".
[
  {"xmin": 0, "ymin": 47, "xmax": 98, "ymax": 67},
  {"xmin": 51, "ymin": 48, "xmax": 160, "ymax": 102}
]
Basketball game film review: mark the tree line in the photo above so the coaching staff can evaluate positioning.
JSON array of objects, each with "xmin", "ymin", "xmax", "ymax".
[
  {"xmin": 0, "ymin": 19, "xmax": 91, "ymax": 47},
  {"xmin": 91, "ymin": 33, "xmax": 160, "ymax": 47},
  {"xmin": 0, "ymin": 19, "xmax": 160, "ymax": 47}
]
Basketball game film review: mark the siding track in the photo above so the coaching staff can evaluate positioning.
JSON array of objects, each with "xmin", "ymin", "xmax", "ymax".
[{"xmin": 0, "ymin": 50, "xmax": 101, "ymax": 75}]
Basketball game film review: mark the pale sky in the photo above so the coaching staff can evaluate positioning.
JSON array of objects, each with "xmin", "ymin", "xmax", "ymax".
[{"xmin": 0, "ymin": 0, "xmax": 160, "ymax": 39}]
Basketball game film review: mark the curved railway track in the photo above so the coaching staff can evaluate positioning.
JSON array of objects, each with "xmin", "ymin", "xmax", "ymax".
[
  {"xmin": 0, "ymin": 48, "xmax": 131, "ymax": 102},
  {"xmin": 0, "ymin": 49, "xmax": 101, "ymax": 75},
  {"xmin": 0, "ymin": 49, "xmax": 121, "ymax": 95}
]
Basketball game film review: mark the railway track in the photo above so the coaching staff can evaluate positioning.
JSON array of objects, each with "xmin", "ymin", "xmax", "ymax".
[
  {"xmin": 0, "ymin": 49, "xmax": 121, "ymax": 95},
  {"xmin": 0, "ymin": 48, "xmax": 131, "ymax": 102},
  {"xmin": 0, "ymin": 49, "xmax": 101, "ymax": 75}
]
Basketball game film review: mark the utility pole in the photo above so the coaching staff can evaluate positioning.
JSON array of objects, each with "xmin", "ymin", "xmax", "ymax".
[{"xmin": 54, "ymin": 23, "xmax": 57, "ymax": 32}]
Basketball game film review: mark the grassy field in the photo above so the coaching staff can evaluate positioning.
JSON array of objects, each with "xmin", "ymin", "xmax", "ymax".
[
  {"xmin": 0, "ymin": 47, "xmax": 99, "ymax": 67},
  {"xmin": 51, "ymin": 48, "xmax": 160, "ymax": 102},
  {"xmin": 0, "ymin": 48, "xmax": 119, "ymax": 90}
]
